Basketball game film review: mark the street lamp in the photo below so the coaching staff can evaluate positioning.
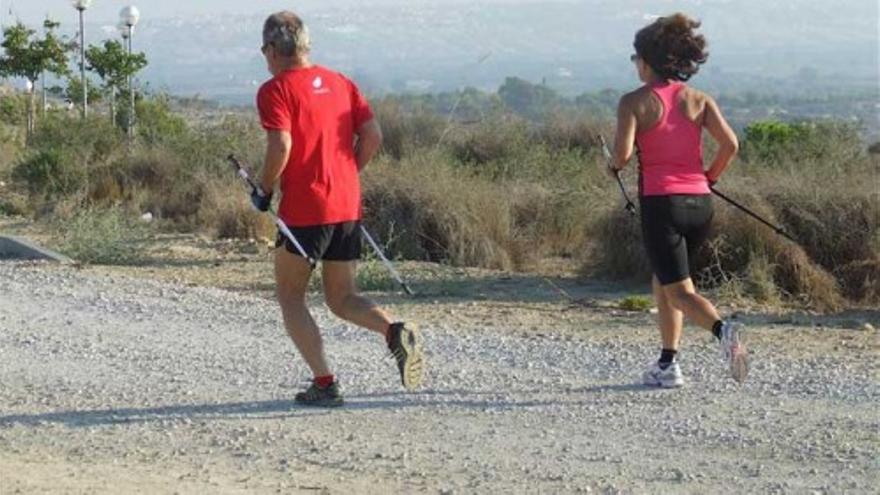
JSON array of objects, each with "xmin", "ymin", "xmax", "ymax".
[
  {"xmin": 112, "ymin": 21, "xmax": 129, "ymax": 127},
  {"xmin": 71, "ymin": 0, "xmax": 92, "ymax": 118},
  {"xmin": 119, "ymin": 5, "xmax": 139, "ymax": 138}
]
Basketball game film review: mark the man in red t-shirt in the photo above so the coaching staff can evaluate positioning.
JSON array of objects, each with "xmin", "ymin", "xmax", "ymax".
[{"xmin": 253, "ymin": 11, "xmax": 423, "ymax": 407}]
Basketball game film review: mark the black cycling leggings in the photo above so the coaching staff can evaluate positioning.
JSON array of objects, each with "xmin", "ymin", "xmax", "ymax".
[{"xmin": 640, "ymin": 194, "xmax": 713, "ymax": 285}]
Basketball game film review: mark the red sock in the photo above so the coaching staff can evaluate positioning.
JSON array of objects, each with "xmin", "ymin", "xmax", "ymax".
[{"xmin": 314, "ymin": 375, "xmax": 335, "ymax": 388}]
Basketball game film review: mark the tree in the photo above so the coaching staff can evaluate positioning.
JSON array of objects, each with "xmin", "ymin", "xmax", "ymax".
[
  {"xmin": 497, "ymin": 77, "xmax": 561, "ymax": 120},
  {"xmin": 59, "ymin": 76, "xmax": 103, "ymax": 107},
  {"xmin": 85, "ymin": 39, "xmax": 147, "ymax": 127},
  {"xmin": 0, "ymin": 20, "xmax": 71, "ymax": 137}
]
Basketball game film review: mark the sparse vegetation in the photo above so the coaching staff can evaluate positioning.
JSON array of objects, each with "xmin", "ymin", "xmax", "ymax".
[
  {"xmin": 619, "ymin": 295, "xmax": 653, "ymax": 312},
  {"xmin": 0, "ymin": 78, "xmax": 877, "ymax": 308},
  {"xmin": 56, "ymin": 207, "xmax": 150, "ymax": 265}
]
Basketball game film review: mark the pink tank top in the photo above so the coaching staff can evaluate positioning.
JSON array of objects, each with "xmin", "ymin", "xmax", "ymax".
[{"xmin": 636, "ymin": 81, "xmax": 709, "ymax": 197}]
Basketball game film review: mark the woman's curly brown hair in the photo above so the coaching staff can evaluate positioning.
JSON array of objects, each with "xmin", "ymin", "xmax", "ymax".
[{"xmin": 634, "ymin": 13, "xmax": 708, "ymax": 81}]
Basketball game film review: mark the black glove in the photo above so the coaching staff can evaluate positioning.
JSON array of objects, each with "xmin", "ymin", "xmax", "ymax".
[{"xmin": 250, "ymin": 186, "xmax": 272, "ymax": 212}]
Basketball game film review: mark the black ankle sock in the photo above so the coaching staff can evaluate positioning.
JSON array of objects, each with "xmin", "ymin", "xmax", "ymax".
[
  {"xmin": 712, "ymin": 320, "xmax": 724, "ymax": 341},
  {"xmin": 658, "ymin": 349, "xmax": 678, "ymax": 370}
]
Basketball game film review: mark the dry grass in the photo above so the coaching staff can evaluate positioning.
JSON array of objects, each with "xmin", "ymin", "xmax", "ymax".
[{"xmin": 3, "ymin": 98, "xmax": 877, "ymax": 309}]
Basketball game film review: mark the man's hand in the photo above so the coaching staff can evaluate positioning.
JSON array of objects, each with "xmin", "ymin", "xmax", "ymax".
[{"xmin": 251, "ymin": 186, "xmax": 272, "ymax": 212}]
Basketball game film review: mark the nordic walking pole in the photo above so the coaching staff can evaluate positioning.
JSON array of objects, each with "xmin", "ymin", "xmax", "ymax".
[
  {"xmin": 710, "ymin": 186, "xmax": 798, "ymax": 243},
  {"xmin": 598, "ymin": 135, "xmax": 637, "ymax": 217},
  {"xmin": 227, "ymin": 155, "xmax": 317, "ymax": 267},
  {"xmin": 360, "ymin": 225, "xmax": 417, "ymax": 296}
]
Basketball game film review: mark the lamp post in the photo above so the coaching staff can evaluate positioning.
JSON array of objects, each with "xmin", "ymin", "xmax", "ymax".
[
  {"xmin": 120, "ymin": 6, "xmax": 139, "ymax": 139},
  {"xmin": 71, "ymin": 0, "xmax": 92, "ymax": 118},
  {"xmin": 110, "ymin": 21, "xmax": 129, "ymax": 127}
]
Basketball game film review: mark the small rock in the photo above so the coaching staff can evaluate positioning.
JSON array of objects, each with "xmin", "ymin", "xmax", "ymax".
[{"xmin": 861, "ymin": 323, "xmax": 875, "ymax": 332}]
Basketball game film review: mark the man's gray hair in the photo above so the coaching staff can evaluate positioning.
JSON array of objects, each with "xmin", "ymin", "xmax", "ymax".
[{"xmin": 263, "ymin": 11, "xmax": 311, "ymax": 58}]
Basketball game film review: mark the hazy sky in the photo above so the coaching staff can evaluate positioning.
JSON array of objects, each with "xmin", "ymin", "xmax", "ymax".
[
  {"xmin": 6, "ymin": 0, "xmax": 501, "ymax": 23},
  {"xmin": 4, "ymin": 0, "xmax": 873, "ymax": 24}
]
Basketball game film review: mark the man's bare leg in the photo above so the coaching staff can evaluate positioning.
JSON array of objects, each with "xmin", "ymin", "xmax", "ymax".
[
  {"xmin": 322, "ymin": 259, "xmax": 423, "ymax": 390},
  {"xmin": 322, "ymin": 260, "xmax": 393, "ymax": 337},
  {"xmin": 275, "ymin": 247, "xmax": 331, "ymax": 378}
]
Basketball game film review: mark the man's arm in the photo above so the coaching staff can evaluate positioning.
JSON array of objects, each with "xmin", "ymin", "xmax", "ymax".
[
  {"xmin": 260, "ymin": 130, "xmax": 293, "ymax": 194},
  {"xmin": 355, "ymin": 119, "xmax": 382, "ymax": 172}
]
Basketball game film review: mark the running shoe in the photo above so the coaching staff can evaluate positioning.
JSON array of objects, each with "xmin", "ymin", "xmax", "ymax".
[
  {"xmin": 720, "ymin": 321, "xmax": 749, "ymax": 383},
  {"xmin": 642, "ymin": 361, "xmax": 685, "ymax": 388},
  {"xmin": 294, "ymin": 381, "xmax": 344, "ymax": 408},
  {"xmin": 387, "ymin": 322, "xmax": 424, "ymax": 391}
]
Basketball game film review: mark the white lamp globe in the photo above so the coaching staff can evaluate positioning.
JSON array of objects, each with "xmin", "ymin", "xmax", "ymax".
[
  {"xmin": 72, "ymin": 0, "xmax": 93, "ymax": 11},
  {"xmin": 120, "ymin": 6, "xmax": 141, "ymax": 27}
]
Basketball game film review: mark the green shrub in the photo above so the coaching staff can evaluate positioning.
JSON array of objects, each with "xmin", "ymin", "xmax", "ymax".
[
  {"xmin": 133, "ymin": 95, "xmax": 190, "ymax": 145},
  {"xmin": 742, "ymin": 120, "xmax": 864, "ymax": 168},
  {"xmin": 56, "ymin": 207, "xmax": 150, "ymax": 265},
  {"xmin": 619, "ymin": 295, "xmax": 653, "ymax": 311},
  {"xmin": 12, "ymin": 149, "xmax": 87, "ymax": 197},
  {"xmin": 28, "ymin": 113, "xmax": 123, "ymax": 164},
  {"xmin": 0, "ymin": 94, "xmax": 28, "ymax": 126}
]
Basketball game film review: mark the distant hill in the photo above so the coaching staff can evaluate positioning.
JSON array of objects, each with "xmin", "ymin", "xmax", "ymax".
[{"xmin": 5, "ymin": 1, "xmax": 878, "ymax": 103}]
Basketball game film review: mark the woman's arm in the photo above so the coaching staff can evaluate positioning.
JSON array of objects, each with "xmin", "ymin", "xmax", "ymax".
[
  {"xmin": 612, "ymin": 94, "xmax": 638, "ymax": 171},
  {"xmin": 702, "ymin": 95, "xmax": 739, "ymax": 183}
]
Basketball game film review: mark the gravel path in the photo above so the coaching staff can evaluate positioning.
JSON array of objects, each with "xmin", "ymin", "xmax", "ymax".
[{"xmin": 1, "ymin": 261, "xmax": 877, "ymax": 494}]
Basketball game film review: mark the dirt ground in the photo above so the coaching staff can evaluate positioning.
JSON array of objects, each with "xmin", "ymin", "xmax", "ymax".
[{"xmin": 1, "ymin": 218, "xmax": 878, "ymax": 494}]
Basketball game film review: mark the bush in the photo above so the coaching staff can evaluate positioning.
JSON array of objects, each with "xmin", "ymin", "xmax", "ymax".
[
  {"xmin": 538, "ymin": 111, "xmax": 611, "ymax": 154},
  {"xmin": 0, "ymin": 94, "xmax": 28, "ymax": 126},
  {"xmin": 56, "ymin": 207, "xmax": 150, "ymax": 265},
  {"xmin": 28, "ymin": 113, "xmax": 124, "ymax": 164},
  {"xmin": 742, "ymin": 120, "xmax": 864, "ymax": 168},
  {"xmin": 619, "ymin": 295, "xmax": 653, "ymax": 311},
  {"xmin": 12, "ymin": 149, "xmax": 87, "ymax": 198},
  {"xmin": 197, "ymin": 178, "xmax": 274, "ymax": 240},
  {"xmin": 589, "ymin": 183, "xmax": 854, "ymax": 310},
  {"xmin": 131, "ymin": 95, "xmax": 190, "ymax": 145},
  {"xmin": 372, "ymin": 97, "xmax": 447, "ymax": 159}
]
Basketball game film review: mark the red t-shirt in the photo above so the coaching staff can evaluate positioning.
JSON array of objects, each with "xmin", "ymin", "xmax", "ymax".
[{"xmin": 257, "ymin": 65, "xmax": 374, "ymax": 227}]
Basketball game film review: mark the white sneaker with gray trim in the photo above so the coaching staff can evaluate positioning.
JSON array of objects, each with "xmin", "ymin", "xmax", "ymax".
[
  {"xmin": 642, "ymin": 361, "xmax": 684, "ymax": 388},
  {"xmin": 720, "ymin": 321, "xmax": 749, "ymax": 383}
]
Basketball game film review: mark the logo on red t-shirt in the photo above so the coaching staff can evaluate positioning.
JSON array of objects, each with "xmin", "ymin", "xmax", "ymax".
[{"xmin": 312, "ymin": 76, "xmax": 330, "ymax": 94}]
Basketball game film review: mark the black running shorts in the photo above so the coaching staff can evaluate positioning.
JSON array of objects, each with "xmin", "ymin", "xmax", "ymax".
[
  {"xmin": 276, "ymin": 221, "xmax": 363, "ymax": 262},
  {"xmin": 640, "ymin": 194, "xmax": 713, "ymax": 286}
]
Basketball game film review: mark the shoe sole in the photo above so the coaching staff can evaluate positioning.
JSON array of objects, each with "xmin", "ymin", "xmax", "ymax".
[
  {"xmin": 643, "ymin": 375, "xmax": 685, "ymax": 389},
  {"xmin": 399, "ymin": 324, "xmax": 424, "ymax": 391}
]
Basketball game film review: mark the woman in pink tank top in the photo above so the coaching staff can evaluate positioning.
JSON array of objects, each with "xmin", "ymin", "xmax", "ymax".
[{"xmin": 607, "ymin": 13, "xmax": 748, "ymax": 387}]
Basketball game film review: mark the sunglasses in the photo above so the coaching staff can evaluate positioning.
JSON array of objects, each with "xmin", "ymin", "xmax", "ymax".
[
  {"xmin": 630, "ymin": 54, "xmax": 640, "ymax": 62},
  {"xmin": 261, "ymin": 42, "xmax": 272, "ymax": 54}
]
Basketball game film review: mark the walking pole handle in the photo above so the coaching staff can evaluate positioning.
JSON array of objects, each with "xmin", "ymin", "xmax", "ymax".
[
  {"xmin": 598, "ymin": 135, "xmax": 637, "ymax": 217},
  {"xmin": 227, "ymin": 154, "xmax": 260, "ymax": 191},
  {"xmin": 226, "ymin": 154, "xmax": 317, "ymax": 266}
]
